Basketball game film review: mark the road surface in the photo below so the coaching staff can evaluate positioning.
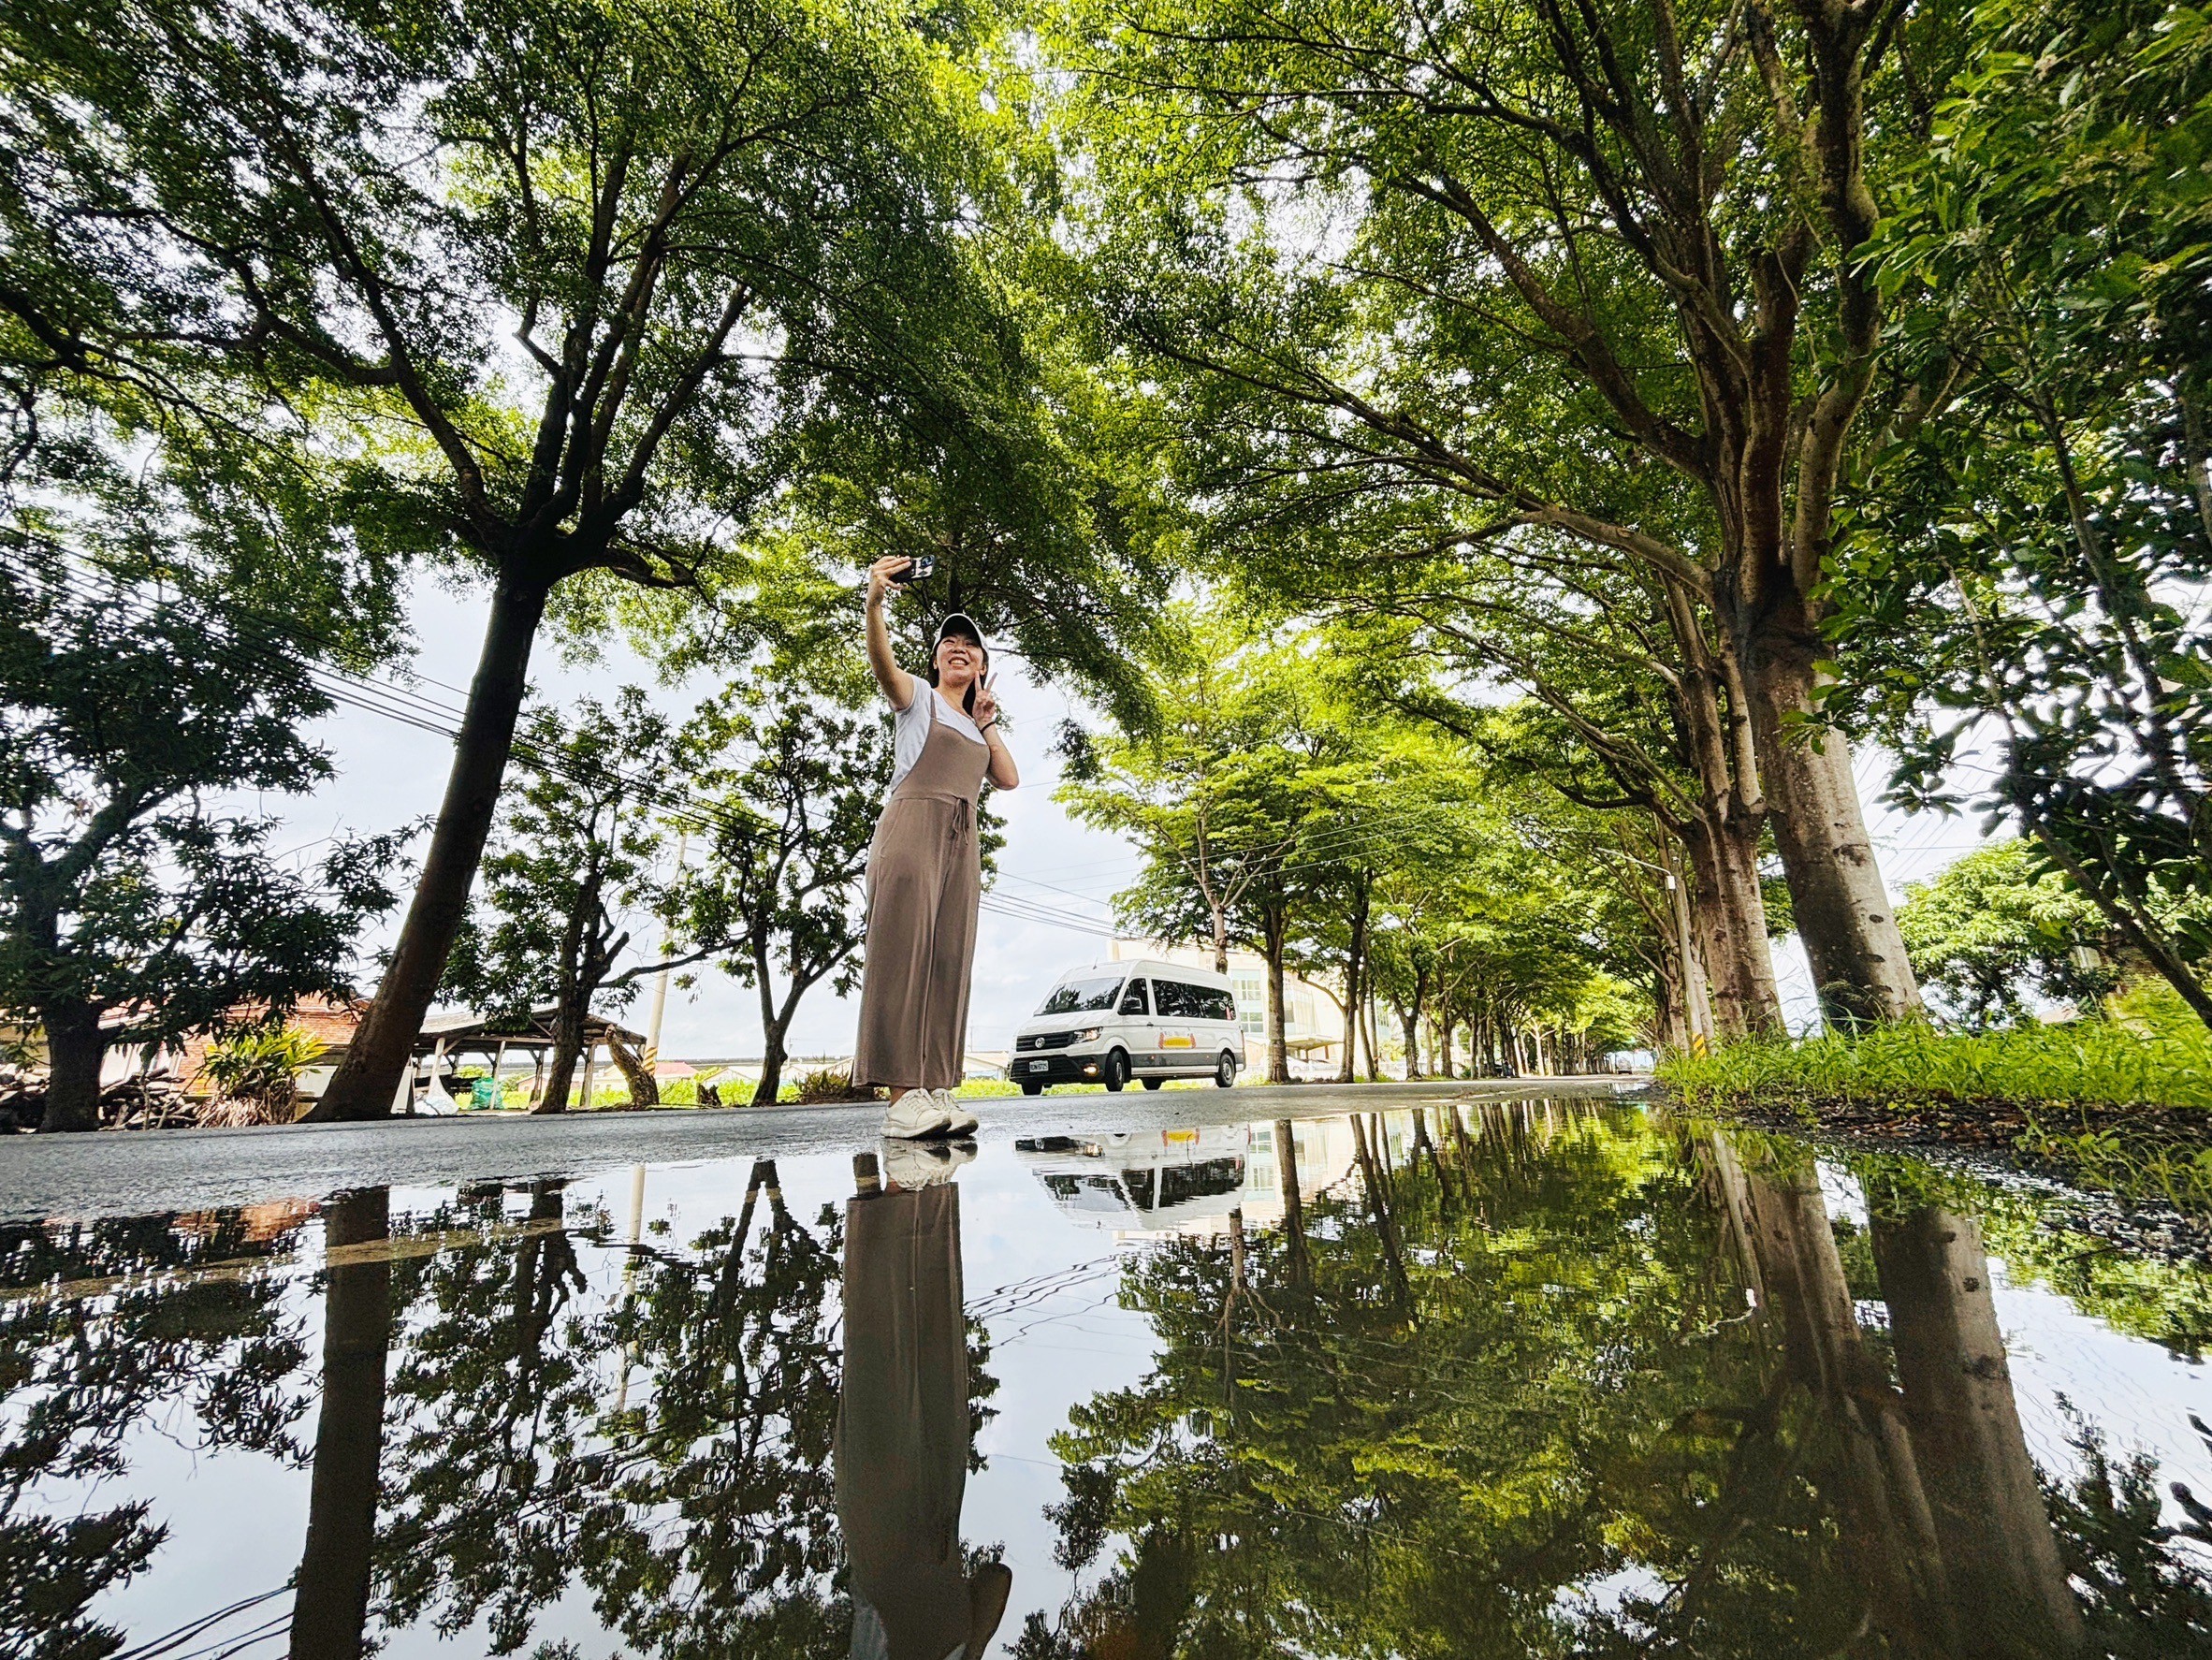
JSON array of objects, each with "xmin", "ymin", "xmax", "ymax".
[{"xmin": 0, "ymin": 1075, "xmax": 1647, "ymax": 1222}]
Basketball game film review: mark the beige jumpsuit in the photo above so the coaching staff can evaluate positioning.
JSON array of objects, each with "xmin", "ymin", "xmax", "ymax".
[
  {"xmin": 835, "ymin": 1184, "xmax": 975, "ymax": 1659},
  {"xmin": 851, "ymin": 694, "xmax": 987, "ymax": 1091}
]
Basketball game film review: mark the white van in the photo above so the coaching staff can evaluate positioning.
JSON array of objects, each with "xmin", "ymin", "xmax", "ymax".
[{"xmin": 1009, "ymin": 958, "xmax": 1244, "ymax": 1095}]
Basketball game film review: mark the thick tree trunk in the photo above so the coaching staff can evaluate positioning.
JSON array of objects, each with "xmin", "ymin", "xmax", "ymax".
[
  {"xmin": 1870, "ymin": 1206, "xmax": 2085, "ymax": 1656},
  {"xmin": 1273, "ymin": 1119, "xmax": 1308, "ymax": 1284},
  {"xmin": 311, "ymin": 568, "xmax": 551, "ymax": 1121},
  {"xmin": 1395, "ymin": 1002, "xmax": 1420, "ymax": 1080},
  {"xmin": 1338, "ymin": 885, "xmax": 1369, "ymax": 1084},
  {"xmin": 1681, "ymin": 816, "xmax": 1784, "ymax": 1038},
  {"xmin": 38, "ymin": 1000, "xmax": 105, "ymax": 1133},
  {"xmin": 1436, "ymin": 1012, "xmax": 1456, "ymax": 1080},
  {"xmin": 750, "ymin": 1016, "xmax": 791, "ymax": 1108},
  {"xmin": 1716, "ymin": 1137, "xmax": 1957, "ymax": 1652},
  {"xmin": 291, "ymin": 1188, "xmax": 393, "ymax": 1660},
  {"xmin": 1334, "ymin": 970, "xmax": 1357, "ymax": 1085},
  {"xmin": 1262, "ymin": 934, "xmax": 1290, "ymax": 1085},
  {"xmin": 1747, "ymin": 645, "xmax": 1919, "ymax": 1028},
  {"xmin": 532, "ymin": 995, "xmax": 587, "ymax": 1115}
]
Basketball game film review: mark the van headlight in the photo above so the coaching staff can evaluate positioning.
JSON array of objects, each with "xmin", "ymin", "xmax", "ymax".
[{"xmin": 1078, "ymin": 1027, "xmax": 1102, "ymax": 1041}]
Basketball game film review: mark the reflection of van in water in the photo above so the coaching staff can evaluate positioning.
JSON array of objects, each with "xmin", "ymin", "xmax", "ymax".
[
  {"xmin": 1014, "ymin": 1126, "xmax": 1250, "ymax": 1230},
  {"xmin": 1009, "ymin": 958, "xmax": 1243, "ymax": 1095}
]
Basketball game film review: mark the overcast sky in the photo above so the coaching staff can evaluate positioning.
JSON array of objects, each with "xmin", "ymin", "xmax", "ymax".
[{"xmin": 272, "ymin": 574, "xmax": 1985, "ymax": 1057}]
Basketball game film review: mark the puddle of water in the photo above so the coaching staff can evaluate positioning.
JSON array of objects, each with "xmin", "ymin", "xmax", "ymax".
[{"xmin": 6, "ymin": 1100, "xmax": 2211, "ymax": 1658}]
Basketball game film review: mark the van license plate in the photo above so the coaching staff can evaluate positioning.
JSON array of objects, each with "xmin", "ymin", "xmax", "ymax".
[{"xmin": 1026, "ymin": 1059, "xmax": 1049, "ymax": 1071}]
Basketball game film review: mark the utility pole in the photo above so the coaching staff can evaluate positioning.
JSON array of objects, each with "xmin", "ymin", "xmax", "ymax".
[{"xmin": 641, "ymin": 829, "xmax": 688, "ymax": 1071}]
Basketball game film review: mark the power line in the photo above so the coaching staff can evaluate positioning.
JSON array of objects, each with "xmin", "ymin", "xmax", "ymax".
[
  {"xmin": 8, "ymin": 546, "xmax": 1130, "ymax": 937},
  {"xmin": 10, "ymin": 546, "xmax": 779, "ymax": 848}
]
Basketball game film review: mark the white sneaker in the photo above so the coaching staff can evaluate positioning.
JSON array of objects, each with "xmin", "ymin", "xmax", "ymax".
[
  {"xmin": 881, "ymin": 1137, "xmax": 975, "ymax": 1188},
  {"xmin": 881, "ymin": 1091, "xmax": 953, "ymax": 1140},
  {"xmin": 941, "ymin": 1093, "xmax": 979, "ymax": 1136}
]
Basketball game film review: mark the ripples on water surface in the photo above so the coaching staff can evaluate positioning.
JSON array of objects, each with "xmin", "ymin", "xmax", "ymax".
[{"xmin": 6, "ymin": 1100, "xmax": 2212, "ymax": 1658}]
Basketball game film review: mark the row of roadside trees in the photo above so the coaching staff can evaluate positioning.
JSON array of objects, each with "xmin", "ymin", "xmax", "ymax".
[{"xmin": 1060, "ymin": 608, "xmax": 1659, "ymax": 1082}]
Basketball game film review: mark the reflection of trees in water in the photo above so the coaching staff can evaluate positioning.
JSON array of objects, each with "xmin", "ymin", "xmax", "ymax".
[
  {"xmin": 369, "ymin": 1159, "xmax": 999, "ymax": 1659},
  {"xmin": 0, "ymin": 1211, "xmax": 311, "ymax": 1659},
  {"xmin": 1022, "ymin": 1106, "xmax": 2212, "ymax": 1659},
  {"xmin": 0, "ymin": 1161, "xmax": 1003, "ymax": 1660},
  {"xmin": 373, "ymin": 1180, "xmax": 603, "ymax": 1649},
  {"xmin": 368, "ymin": 1159, "xmax": 851, "ymax": 1656}
]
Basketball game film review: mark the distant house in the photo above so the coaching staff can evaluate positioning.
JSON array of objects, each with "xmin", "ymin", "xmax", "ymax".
[{"xmin": 174, "ymin": 997, "xmax": 648, "ymax": 1112}]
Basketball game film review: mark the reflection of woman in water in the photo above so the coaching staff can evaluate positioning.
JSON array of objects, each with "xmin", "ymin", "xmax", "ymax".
[
  {"xmin": 837, "ymin": 1161, "xmax": 1010, "ymax": 1660},
  {"xmin": 853, "ymin": 555, "xmax": 1020, "ymax": 1142}
]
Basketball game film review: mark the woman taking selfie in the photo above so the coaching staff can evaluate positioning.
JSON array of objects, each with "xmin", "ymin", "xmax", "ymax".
[{"xmin": 852, "ymin": 554, "xmax": 1019, "ymax": 1140}]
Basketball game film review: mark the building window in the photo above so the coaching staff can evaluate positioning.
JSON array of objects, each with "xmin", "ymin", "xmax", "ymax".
[{"xmin": 1232, "ymin": 975, "xmax": 1265, "ymax": 1034}]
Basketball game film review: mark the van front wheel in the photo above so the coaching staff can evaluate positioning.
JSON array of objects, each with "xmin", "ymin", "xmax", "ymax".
[
  {"xmin": 1215, "ymin": 1051, "xmax": 1237, "ymax": 1088},
  {"xmin": 1102, "ymin": 1050, "xmax": 1130, "ymax": 1093}
]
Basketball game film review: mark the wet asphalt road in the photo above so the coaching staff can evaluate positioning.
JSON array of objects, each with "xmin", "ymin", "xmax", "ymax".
[{"xmin": 0, "ymin": 1076, "xmax": 1645, "ymax": 1221}]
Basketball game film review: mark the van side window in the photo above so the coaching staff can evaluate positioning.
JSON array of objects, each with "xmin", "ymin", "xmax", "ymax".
[
  {"xmin": 1201, "ymin": 987, "xmax": 1235, "ymax": 1023},
  {"xmin": 1118, "ymin": 978, "xmax": 1150, "ymax": 1016},
  {"xmin": 1154, "ymin": 980, "xmax": 1195, "ymax": 1018}
]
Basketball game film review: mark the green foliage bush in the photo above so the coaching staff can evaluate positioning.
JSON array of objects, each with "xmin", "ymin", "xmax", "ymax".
[
  {"xmin": 1661, "ymin": 1006, "xmax": 2212, "ymax": 1212},
  {"xmin": 1659, "ymin": 1017, "xmax": 2212, "ymax": 1114},
  {"xmin": 780, "ymin": 1067, "xmax": 875, "ymax": 1105},
  {"xmin": 195, "ymin": 1026, "xmax": 327, "ymax": 1109}
]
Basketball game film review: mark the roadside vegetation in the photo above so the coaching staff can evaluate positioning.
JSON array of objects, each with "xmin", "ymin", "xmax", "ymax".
[{"xmin": 1664, "ymin": 982, "xmax": 2212, "ymax": 1213}]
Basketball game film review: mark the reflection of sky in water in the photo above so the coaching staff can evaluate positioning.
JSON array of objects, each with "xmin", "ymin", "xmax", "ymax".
[{"xmin": 10, "ymin": 1107, "xmax": 2212, "ymax": 1656}]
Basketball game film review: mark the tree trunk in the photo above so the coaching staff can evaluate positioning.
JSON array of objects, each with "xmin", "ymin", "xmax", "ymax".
[
  {"xmin": 1209, "ymin": 905, "xmax": 1230, "ymax": 976},
  {"xmin": 310, "ymin": 568, "xmax": 551, "ymax": 1121},
  {"xmin": 38, "ymin": 999, "xmax": 105, "ymax": 1133},
  {"xmin": 1653, "ymin": 956, "xmax": 1688, "ymax": 1056},
  {"xmin": 604, "ymin": 1029, "xmax": 658, "ymax": 1106},
  {"xmin": 751, "ymin": 1014, "xmax": 791, "ymax": 1108},
  {"xmin": 1335, "ymin": 967, "xmax": 1358, "ymax": 1085},
  {"xmin": 291, "ymin": 1187, "xmax": 393, "ymax": 1660},
  {"xmin": 532, "ymin": 994, "xmax": 587, "ymax": 1115},
  {"xmin": 1361, "ymin": 976, "xmax": 1383, "ymax": 1082},
  {"xmin": 1681, "ymin": 816, "xmax": 1783, "ymax": 1038},
  {"xmin": 1273, "ymin": 1118, "xmax": 1308, "ymax": 1285},
  {"xmin": 1338, "ymin": 884, "xmax": 1369, "ymax": 1084},
  {"xmin": 1870, "ymin": 1206, "xmax": 2085, "ymax": 1656},
  {"xmin": 1437, "ymin": 1012, "xmax": 1456, "ymax": 1080},
  {"xmin": 1746, "ymin": 645, "xmax": 1920, "ymax": 1028},
  {"xmin": 1395, "ymin": 1001, "xmax": 1420, "ymax": 1080},
  {"xmin": 1346, "ymin": 1112, "xmax": 1409, "ymax": 1306},
  {"xmin": 1262, "ymin": 927, "xmax": 1291, "ymax": 1085},
  {"xmin": 1716, "ymin": 1136, "xmax": 1957, "ymax": 1653}
]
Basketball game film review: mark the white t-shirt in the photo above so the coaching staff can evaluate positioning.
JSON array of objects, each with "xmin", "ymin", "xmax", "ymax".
[{"xmin": 885, "ymin": 673, "xmax": 985, "ymax": 802}]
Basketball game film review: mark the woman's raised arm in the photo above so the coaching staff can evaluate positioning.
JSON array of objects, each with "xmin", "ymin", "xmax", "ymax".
[{"xmin": 865, "ymin": 555, "xmax": 916, "ymax": 710}]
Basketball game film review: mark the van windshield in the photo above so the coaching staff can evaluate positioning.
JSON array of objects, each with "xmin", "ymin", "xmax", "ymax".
[{"xmin": 1036, "ymin": 975, "xmax": 1125, "ymax": 1016}]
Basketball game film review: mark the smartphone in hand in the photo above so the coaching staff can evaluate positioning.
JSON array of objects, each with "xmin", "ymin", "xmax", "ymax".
[{"xmin": 891, "ymin": 553, "xmax": 936, "ymax": 585}]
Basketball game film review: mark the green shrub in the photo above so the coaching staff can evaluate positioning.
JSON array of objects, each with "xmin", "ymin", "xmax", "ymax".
[
  {"xmin": 1660, "ymin": 1012, "xmax": 2212, "ymax": 1213},
  {"xmin": 782, "ymin": 1067, "xmax": 876, "ymax": 1104},
  {"xmin": 1659, "ymin": 1017, "xmax": 2212, "ymax": 1115},
  {"xmin": 195, "ymin": 1024, "xmax": 327, "ymax": 1116}
]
